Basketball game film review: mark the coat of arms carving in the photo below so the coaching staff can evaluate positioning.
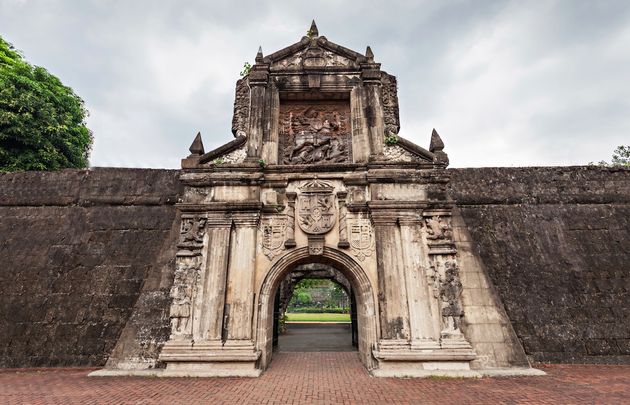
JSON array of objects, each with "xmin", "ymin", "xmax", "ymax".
[
  {"xmin": 261, "ymin": 217, "xmax": 287, "ymax": 260},
  {"xmin": 297, "ymin": 179, "xmax": 336, "ymax": 235},
  {"xmin": 349, "ymin": 218, "xmax": 374, "ymax": 261}
]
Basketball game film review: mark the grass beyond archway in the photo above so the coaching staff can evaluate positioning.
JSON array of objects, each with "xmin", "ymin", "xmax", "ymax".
[{"xmin": 285, "ymin": 313, "xmax": 350, "ymax": 322}]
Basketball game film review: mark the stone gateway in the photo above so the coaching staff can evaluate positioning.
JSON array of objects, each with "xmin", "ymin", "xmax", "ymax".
[{"xmin": 89, "ymin": 22, "xmax": 540, "ymax": 378}]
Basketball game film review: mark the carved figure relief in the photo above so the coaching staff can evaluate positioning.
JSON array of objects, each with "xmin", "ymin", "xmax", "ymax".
[
  {"xmin": 349, "ymin": 218, "xmax": 374, "ymax": 262},
  {"xmin": 169, "ymin": 258, "xmax": 200, "ymax": 337},
  {"xmin": 279, "ymin": 101, "xmax": 351, "ymax": 164},
  {"xmin": 439, "ymin": 261, "xmax": 464, "ymax": 337},
  {"xmin": 261, "ymin": 217, "xmax": 287, "ymax": 260},
  {"xmin": 425, "ymin": 216, "xmax": 452, "ymax": 240},
  {"xmin": 297, "ymin": 179, "xmax": 336, "ymax": 234}
]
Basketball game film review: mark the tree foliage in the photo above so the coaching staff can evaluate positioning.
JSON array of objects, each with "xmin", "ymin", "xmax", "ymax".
[
  {"xmin": 0, "ymin": 36, "xmax": 92, "ymax": 172},
  {"xmin": 593, "ymin": 145, "xmax": 630, "ymax": 167}
]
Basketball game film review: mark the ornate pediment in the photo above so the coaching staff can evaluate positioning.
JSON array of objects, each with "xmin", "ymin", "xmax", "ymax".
[
  {"xmin": 265, "ymin": 22, "xmax": 365, "ymax": 72},
  {"xmin": 271, "ymin": 45, "xmax": 358, "ymax": 71}
]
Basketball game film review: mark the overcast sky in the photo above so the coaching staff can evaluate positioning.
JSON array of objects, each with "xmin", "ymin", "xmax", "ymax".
[{"xmin": 1, "ymin": 0, "xmax": 629, "ymax": 168}]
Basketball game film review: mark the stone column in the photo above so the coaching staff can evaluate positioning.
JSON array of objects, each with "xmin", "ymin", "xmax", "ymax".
[
  {"xmin": 193, "ymin": 213, "xmax": 232, "ymax": 342},
  {"xmin": 284, "ymin": 192, "xmax": 296, "ymax": 248},
  {"xmin": 337, "ymin": 191, "xmax": 349, "ymax": 248},
  {"xmin": 370, "ymin": 209, "xmax": 410, "ymax": 341},
  {"xmin": 398, "ymin": 214, "xmax": 441, "ymax": 348},
  {"xmin": 224, "ymin": 211, "xmax": 260, "ymax": 342}
]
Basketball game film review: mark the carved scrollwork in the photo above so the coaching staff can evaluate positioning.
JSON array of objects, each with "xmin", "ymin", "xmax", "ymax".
[
  {"xmin": 425, "ymin": 216, "xmax": 452, "ymax": 240},
  {"xmin": 180, "ymin": 217, "xmax": 207, "ymax": 245}
]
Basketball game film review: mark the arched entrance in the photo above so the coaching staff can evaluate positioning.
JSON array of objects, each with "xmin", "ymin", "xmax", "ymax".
[
  {"xmin": 272, "ymin": 263, "xmax": 357, "ymax": 350},
  {"xmin": 255, "ymin": 246, "xmax": 378, "ymax": 371}
]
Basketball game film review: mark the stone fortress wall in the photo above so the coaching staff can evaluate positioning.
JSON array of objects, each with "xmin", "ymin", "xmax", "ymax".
[
  {"xmin": 0, "ymin": 169, "xmax": 181, "ymax": 367},
  {"xmin": 0, "ymin": 166, "xmax": 628, "ymax": 367}
]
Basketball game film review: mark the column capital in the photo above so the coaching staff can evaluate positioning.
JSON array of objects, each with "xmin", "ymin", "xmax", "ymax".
[
  {"xmin": 205, "ymin": 213, "xmax": 233, "ymax": 228},
  {"xmin": 397, "ymin": 213, "xmax": 423, "ymax": 227},
  {"xmin": 231, "ymin": 211, "xmax": 261, "ymax": 227},
  {"xmin": 368, "ymin": 209, "xmax": 399, "ymax": 226}
]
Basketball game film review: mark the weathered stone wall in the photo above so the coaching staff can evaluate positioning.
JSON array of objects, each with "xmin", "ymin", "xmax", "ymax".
[
  {"xmin": 0, "ymin": 168, "xmax": 181, "ymax": 367},
  {"xmin": 449, "ymin": 166, "xmax": 630, "ymax": 364},
  {"xmin": 1, "ymin": 166, "xmax": 628, "ymax": 368}
]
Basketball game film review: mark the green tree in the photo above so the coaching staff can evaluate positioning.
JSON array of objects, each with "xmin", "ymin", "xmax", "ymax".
[
  {"xmin": 0, "ymin": 36, "xmax": 92, "ymax": 172},
  {"xmin": 610, "ymin": 146, "xmax": 630, "ymax": 167},
  {"xmin": 593, "ymin": 145, "xmax": 630, "ymax": 167}
]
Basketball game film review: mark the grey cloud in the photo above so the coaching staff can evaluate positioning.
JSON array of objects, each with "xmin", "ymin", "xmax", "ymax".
[{"xmin": 1, "ymin": 0, "xmax": 629, "ymax": 168}]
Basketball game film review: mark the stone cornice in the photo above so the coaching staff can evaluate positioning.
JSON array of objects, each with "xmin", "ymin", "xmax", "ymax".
[{"xmin": 177, "ymin": 202, "xmax": 263, "ymax": 213}]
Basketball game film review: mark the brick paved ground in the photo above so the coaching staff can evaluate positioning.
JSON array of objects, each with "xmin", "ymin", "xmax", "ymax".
[{"xmin": 1, "ymin": 353, "xmax": 629, "ymax": 404}]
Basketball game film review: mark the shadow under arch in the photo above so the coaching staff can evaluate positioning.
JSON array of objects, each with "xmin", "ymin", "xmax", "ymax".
[{"xmin": 255, "ymin": 246, "xmax": 379, "ymax": 372}]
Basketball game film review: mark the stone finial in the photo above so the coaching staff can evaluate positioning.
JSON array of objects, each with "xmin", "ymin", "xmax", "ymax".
[
  {"xmin": 308, "ymin": 20, "xmax": 319, "ymax": 37},
  {"xmin": 429, "ymin": 128, "xmax": 445, "ymax": 153},
  {"xmin": 255, "ymin": 46, "xmax": 264, "ymax": 63},
  {"xmin": 189, "ymin": 132, "xmax": 205, "ymax": 155},
  {"xmin": 365, "ymin": 46, "xmax": 374, "ymax": 62}
]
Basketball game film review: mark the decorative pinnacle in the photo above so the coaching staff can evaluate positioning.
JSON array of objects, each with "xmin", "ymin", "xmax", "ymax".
[
  {"xmin": 308, "ymin": 20, "xmax": 319, "ymax": 37},
  {"xmin": 189, "ymin": 132, "xmax": 205, "ymax": 155},
  {"xmin": 429, "ymin": 128, "xmax": 445, "ymax": 152},
  {"xmin": 365, "ymin": 46, "xmax": 374, "ymax": 61},
  {"xmin": 255, "ymin": 46, "xmax": 263, "ymax": 63}
]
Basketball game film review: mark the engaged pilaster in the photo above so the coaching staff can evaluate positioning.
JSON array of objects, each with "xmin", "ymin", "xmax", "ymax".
[
  {"xmin": 195, "ymin": 213, "xmax": 232, "ymax": 342},
  {"xmin": 370, "ymin": 208, "xmax": 410, "ymax": 341},
  {"xmin": 225, "ymin": 211, "xmax": 260, "ymax": 341},
  {"xmin": 398, "ymin": 214, "xmax": 441, "ymax": 349}
]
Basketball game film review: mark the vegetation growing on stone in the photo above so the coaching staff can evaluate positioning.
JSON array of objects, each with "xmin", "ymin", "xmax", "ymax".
[
  {"xmin": 239, "ymin": 62, "xmax": 252, "ymax": 77},
  {"xmin": 0, "ymin": 36, "xmax": 92, "ymax": 172}
]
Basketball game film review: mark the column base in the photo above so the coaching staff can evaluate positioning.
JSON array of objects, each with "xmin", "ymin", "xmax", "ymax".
[
  {"xmin": 372, "ymin": 339, "xmax": 477, "ymax": 378},
  {"xmin": 159, "ymin": 339, "xmax": 261, "ymax": 377}
]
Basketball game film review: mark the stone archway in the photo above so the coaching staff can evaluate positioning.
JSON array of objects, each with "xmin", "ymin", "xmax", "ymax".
[{"xmin": 255, "ymin": 246, "xmax": 378, "ymax": 371}]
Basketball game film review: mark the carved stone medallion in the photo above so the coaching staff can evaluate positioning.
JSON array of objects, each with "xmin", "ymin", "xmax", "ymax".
[
  {"xmin": 279, "ymin": 101, "xmax": 352, "ymax": 164},
  {"xmin": 349, "ymin": 218, "xmax": 374, "ymax": 262},
  {"xmin": 297, "ymin": 179, "xmax": 336, "ymax": 235},
  {"xmin": 261, "ymin": 217, "xmax": 287, "ymax": 260}
]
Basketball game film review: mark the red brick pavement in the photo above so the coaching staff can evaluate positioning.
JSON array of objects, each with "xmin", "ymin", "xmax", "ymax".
[{"xmin": 1, "ymin": 352, "xmax": 629, "ymax": 404}]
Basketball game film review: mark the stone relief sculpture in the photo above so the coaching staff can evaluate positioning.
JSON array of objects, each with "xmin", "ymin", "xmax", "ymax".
[
  {"xmin": 349, "ymin": 218, "xmax": 374, "ymax": 262},
  {"xmin": 231, "ymin": 78, "xmax": 250, "ymax": 135},
  {"xmin": 169, "ymin": 258, "xmax": 199, "ymax": 338},
  {"xmin": 381, "ymin": 74, "xmax": 400, "ymax": 136},
  {"xmin": 425, "ymin": 216, "xmax": 452, "ymax": 240},
  {"xmin": 261, "ymin": 217, "xmax": 287, "ymax": 260},
  {"xmin": 279, "ymin": 103, "xmax": 351, "ymax": 164},
  {"xmin": 439, "ymin": 261, "xmax": 464, "ymax": 338},
  {"xmin": 297, "ymin": 179, "xmax": 336, "ymax": 234},
  {"xmin": 272, "ymin": 46, "xmax": 352, "ymax": 70},
  {"xmin": 180, "ymin": 217, "xmax": 207, "ymax": 244},
  {"xmin": 383, "ymin": 145, "xmax": 419, "ymax": 162}
]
